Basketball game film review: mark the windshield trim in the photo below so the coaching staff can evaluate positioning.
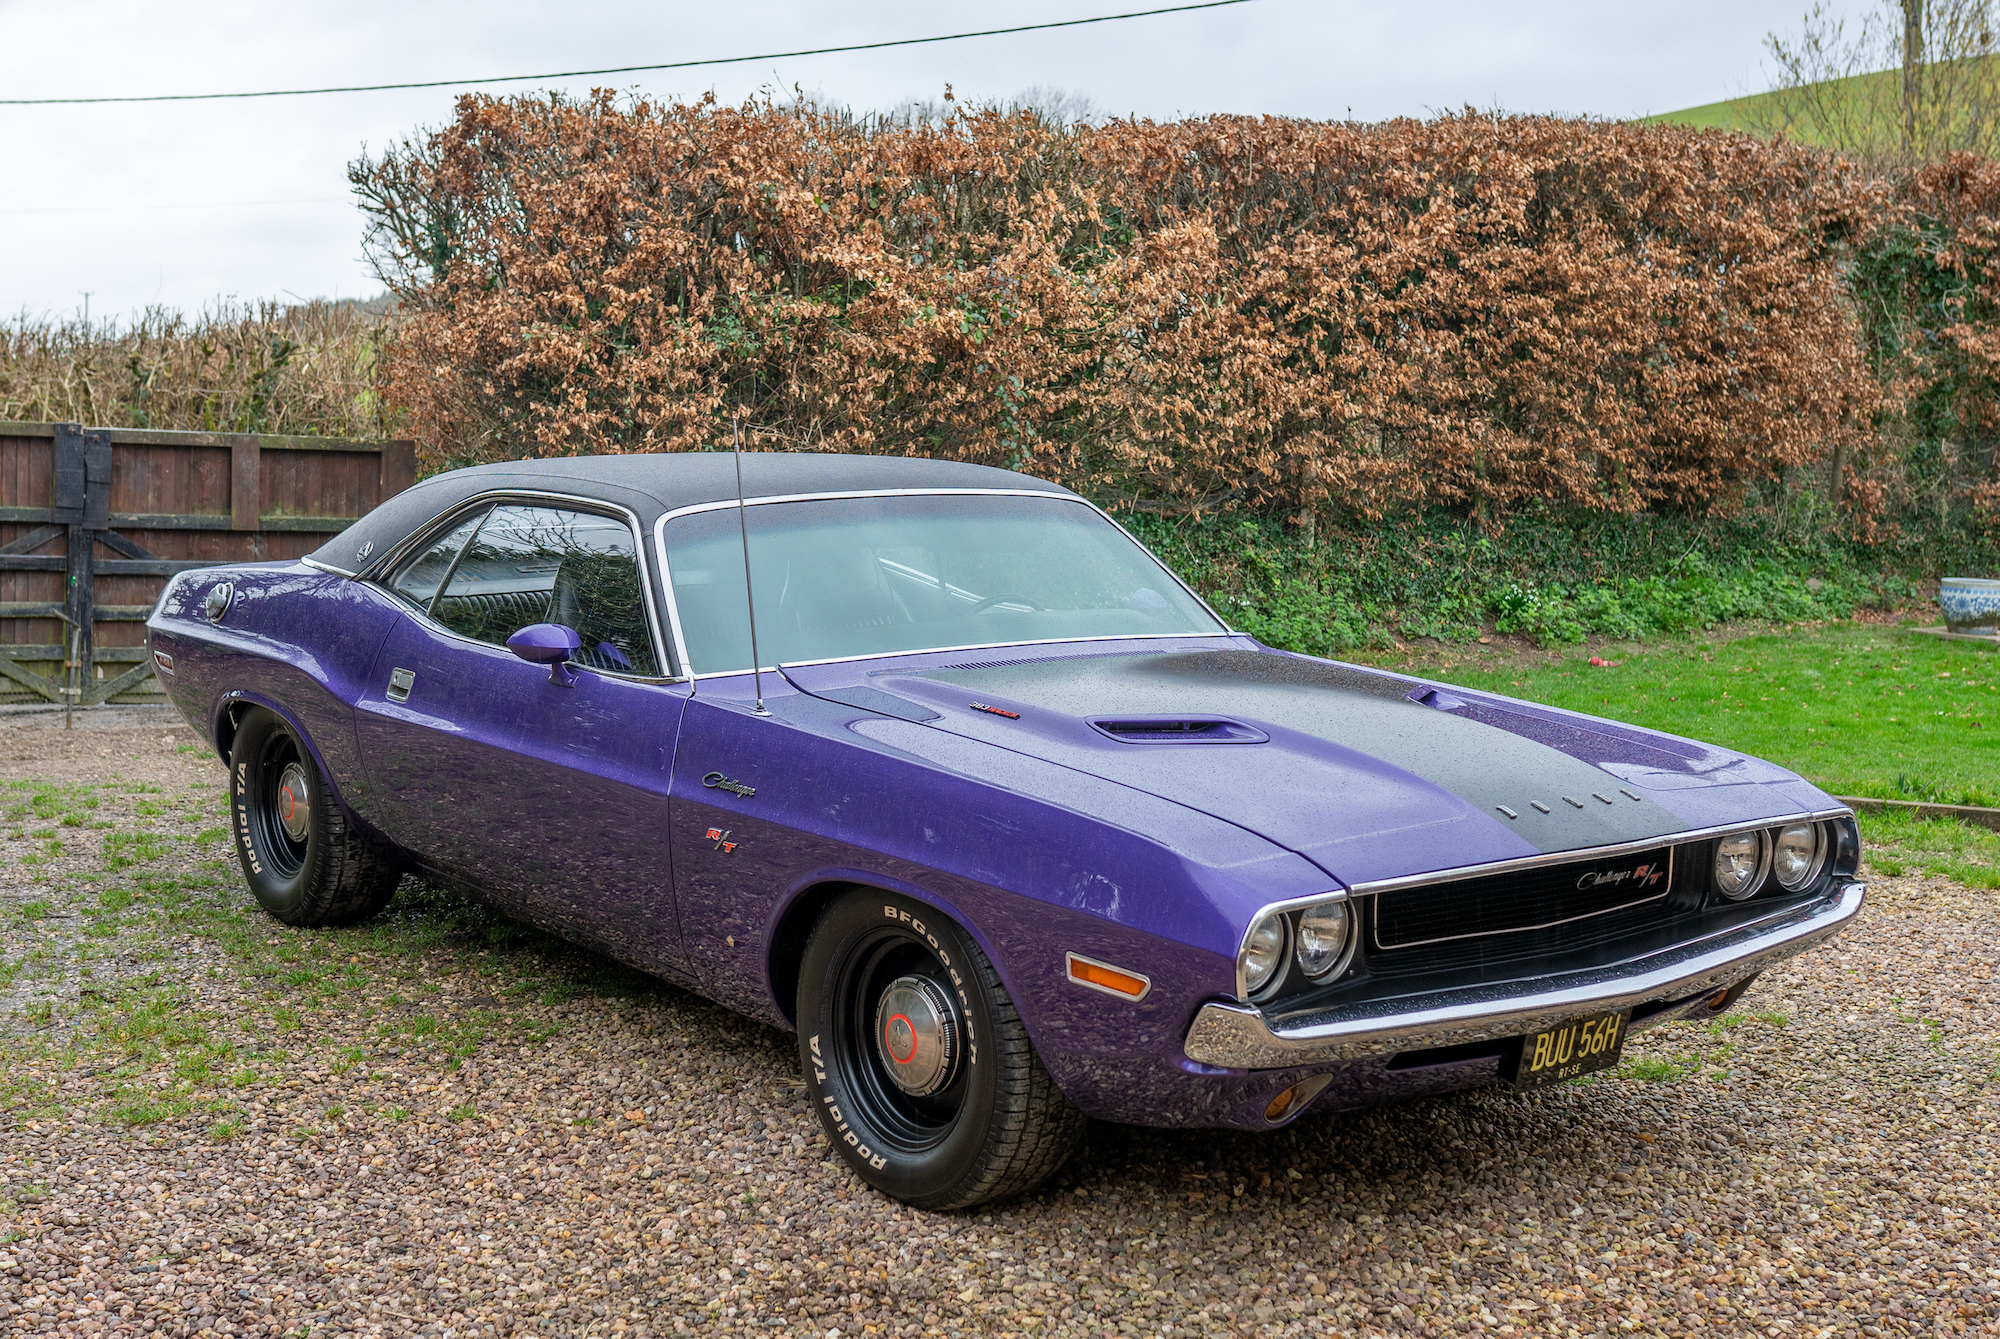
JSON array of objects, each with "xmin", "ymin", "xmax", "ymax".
[
  {"xmin": 650, "ymin": 487, "xmax": 1232, "ymax": 677},
  {"xmin": 683, "ymin": 633, "xmax": 1239, "ymax": 680}
]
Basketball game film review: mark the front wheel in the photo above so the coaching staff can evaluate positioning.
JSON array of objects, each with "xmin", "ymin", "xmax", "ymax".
[
  {"xmin": 797, "ymin": 890, "xmax": 1083, "ymax": 1209},
  {"xmin": 228, "ymin": 707, "xmax": 400, "ymax": 927}
]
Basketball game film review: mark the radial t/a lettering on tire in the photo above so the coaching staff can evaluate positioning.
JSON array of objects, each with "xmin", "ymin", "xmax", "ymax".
[
  {"xmin": 228, "ymin": 707, "xmax": 401, "ymax": 928},
  {"xmin": 797, "ymin": 890, "xmax": 1083, "ymax": 1209}
]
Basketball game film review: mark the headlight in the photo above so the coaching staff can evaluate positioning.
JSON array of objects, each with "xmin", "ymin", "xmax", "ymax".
[
  {"xmin": 1772, "ymin": 822, "xmax": 1824, "ymax": 891},
  {"xmin": 1295, "ymin": 901, "xmax": 1353, "ymax": 981},
  {"xmin": 1240, "ymin": 912, "xmax": 1288, "ymax": 995},
  {"xmin": 1714, "ymin": 831, "xmax": 1768, "ymax": 900}
]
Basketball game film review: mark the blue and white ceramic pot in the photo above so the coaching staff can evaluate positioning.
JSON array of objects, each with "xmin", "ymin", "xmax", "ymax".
[{"xmin": 1941, "ymin": 577, "xmax": 2000, "ymax": 634}]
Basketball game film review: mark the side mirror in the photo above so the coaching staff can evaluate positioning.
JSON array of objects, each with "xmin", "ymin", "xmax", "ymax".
[{"xmin": 506, "ymin": 623, "xmax": 584, "ymax": 687}]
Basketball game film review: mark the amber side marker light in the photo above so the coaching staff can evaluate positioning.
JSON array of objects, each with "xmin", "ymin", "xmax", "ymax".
[
  {"xmin": 1065, "ymin": 952, "xmax": 1152, "ymax": 1003},
  {"xmin": 1263, "ymin": 1074, "xmax": 1334, "ymax": 1124}
]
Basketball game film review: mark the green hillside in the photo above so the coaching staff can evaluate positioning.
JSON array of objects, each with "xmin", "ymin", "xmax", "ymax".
[
  {"xmin": 1640, "ymin": 91, "xmax": 1775, "ymax": 133},
  {"xmin": 1638, "ymin": 67, "xmax": 1901, "ymax": 143}
]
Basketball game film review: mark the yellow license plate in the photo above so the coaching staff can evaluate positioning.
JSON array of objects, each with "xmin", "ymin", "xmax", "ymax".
[{"xmin": 1509, "ymin": 1009, "xmax": 1630, "ymax": 1089}]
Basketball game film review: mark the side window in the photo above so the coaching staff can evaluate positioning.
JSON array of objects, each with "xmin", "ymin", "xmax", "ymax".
[
  {"xmin": 432, "ymin": 504, "xmax": 661, "ymax": 677},
  {"xmin": 387, "ymin": 508, "xmax": 488, "ymax": 612}
]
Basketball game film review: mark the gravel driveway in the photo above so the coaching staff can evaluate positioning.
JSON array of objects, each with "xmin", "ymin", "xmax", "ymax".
[{"xmin": 1, "ymin": 713, "xmax": 1995, "ymax": 1338}]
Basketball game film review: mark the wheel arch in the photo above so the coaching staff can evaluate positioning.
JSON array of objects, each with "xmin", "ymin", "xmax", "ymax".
[
  {"xmin": 212, "ymin": 692, "xmax": 356, "ymax": 819},
  {"xmin": 764, "ymin": 875, "xmax": 1034, "ymax": 1036},
  {"xmin": 766, "ymin": 878, "xmax": 868, "ymax": 1029}
]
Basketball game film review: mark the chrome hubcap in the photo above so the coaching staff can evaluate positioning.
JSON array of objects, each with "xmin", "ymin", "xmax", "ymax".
[
  {"xmin": 276, "ymin": 763, "xmax": 311, "ymax": 843},
  {"xmin": 874, "ymin": 975, "xmax": 960, "ymax": 1097}
]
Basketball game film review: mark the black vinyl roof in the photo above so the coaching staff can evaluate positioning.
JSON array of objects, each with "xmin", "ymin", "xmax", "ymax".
[{"xmin": 308, "ymin": 452, "xmax": 1076, "ymax": 577}]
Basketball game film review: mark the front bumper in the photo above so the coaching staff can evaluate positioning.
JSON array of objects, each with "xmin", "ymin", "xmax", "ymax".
[{"xmin": 1182, "ymin": 880, "xmax": 1865, "ymax": 1070}]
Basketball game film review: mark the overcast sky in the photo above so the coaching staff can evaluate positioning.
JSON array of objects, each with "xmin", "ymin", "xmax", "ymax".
[{"xmin": 0, "ymin": 0, "xmax": 1863, "ymax": 322}]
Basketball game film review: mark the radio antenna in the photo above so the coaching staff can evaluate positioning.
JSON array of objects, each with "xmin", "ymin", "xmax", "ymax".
[{"xmin": 733, "ymin": 415, "xmax": 770, "ymax": 716}]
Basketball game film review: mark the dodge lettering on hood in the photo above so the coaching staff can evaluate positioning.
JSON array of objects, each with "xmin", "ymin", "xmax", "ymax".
[{"xmin": 146, "ymin": 453, "xmax": 1863, "ymax": 1208}]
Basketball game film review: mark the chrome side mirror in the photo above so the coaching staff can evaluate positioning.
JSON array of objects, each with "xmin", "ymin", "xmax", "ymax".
[{"xmin": 506, "ymin": 623, "xmax": 584, "ymax": 687}]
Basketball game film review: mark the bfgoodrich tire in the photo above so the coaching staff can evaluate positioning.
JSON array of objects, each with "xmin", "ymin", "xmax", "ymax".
[
  {"xmin": 798, "ymin": 890, "xmax": 1083, "ymax": 1209},
  {"xmin": 228, "ymin": 708, "xmax": 400, "ymax": 927}
]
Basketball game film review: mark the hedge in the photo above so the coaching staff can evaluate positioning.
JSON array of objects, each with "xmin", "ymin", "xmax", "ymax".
[{"xmin": 355, "ymin": 94, "xmax": 1905, "ymax": 527}]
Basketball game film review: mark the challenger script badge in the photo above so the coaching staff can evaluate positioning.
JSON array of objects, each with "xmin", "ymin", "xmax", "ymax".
[
  {"xmin": 702, "ymin": 772, "xmax": 756, "ymax": 798},
  {"xmin": 1576, "ymin": 861, "xmax": 1666, "ymax": 892}
]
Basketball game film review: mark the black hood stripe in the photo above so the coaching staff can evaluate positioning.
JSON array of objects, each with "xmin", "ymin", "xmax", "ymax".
[{"xmin": 917, "ymin": 650, "xmax": 1688, "ymax": 856}]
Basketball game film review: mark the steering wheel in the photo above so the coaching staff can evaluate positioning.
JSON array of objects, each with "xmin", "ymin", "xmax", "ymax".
[{"xmin": 965, "ymin": 593, "xmax": 1048, "ymax": 615}]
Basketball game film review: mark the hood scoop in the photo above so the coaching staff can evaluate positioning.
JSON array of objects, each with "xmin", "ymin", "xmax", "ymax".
[{"xmin": 1089, "ymin": 716, "xmax": 1269, "ymax": 744}]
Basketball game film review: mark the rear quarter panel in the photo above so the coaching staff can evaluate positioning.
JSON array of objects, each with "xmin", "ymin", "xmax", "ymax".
[{"xmin": 148, "ymin": 563, "xmax": 406, "ymax": 823}]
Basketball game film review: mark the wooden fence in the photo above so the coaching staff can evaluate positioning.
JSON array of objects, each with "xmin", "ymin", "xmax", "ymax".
[{"xmin": 0, "ymin": 423, "xmax": 415, "ymax": 707}]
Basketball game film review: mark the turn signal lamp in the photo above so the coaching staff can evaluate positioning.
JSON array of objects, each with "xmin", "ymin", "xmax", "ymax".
[
  {"xmin": 1263, "ymin": 1074, "xmax": 1333, "ymax": 1123},
  {"xmin": 1066, "ymin": 952, "xmax": 1152, "ymax": 1002}
]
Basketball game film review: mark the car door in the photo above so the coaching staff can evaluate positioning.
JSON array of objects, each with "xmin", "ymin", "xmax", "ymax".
[{"xmin": 354, "ymin": 498, "xmax": 697, "ymax": 984}]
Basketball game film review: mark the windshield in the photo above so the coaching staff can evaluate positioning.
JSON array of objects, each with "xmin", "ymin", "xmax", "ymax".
[{"xmin": 661, "ymin": 493, "xmax": 1224, "ymax": 673}]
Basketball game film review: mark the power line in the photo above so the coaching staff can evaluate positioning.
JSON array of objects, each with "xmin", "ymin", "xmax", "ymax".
[
  {"xmin": 0, "ymin": 198, "xmax": 343, "ymax": 216},
  {"xmin": 0, "ymin": 1, "xmax": 1256, "ymax": 106}
]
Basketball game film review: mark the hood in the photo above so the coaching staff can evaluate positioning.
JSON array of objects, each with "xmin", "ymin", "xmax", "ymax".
[{"xmin": 785, "ymin": 644, "xmax": 1827, "ymax": 889}]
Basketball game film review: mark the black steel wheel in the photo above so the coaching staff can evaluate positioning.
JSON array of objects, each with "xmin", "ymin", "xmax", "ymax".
[
  {"xmin": 228, "ymin": 707, "xmax": 400, "ymax": 927},
  {"xmin": 798, "ymin": 890, "xmax": 1083, "ymax": 1209}
]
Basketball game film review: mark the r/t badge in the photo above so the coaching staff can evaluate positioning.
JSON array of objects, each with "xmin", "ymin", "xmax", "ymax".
[{"xmin": 706, "ymin": 827, "xmax": 740, "ymax": 854}]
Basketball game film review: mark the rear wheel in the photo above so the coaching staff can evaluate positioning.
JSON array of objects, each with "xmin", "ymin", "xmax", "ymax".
[
  {"xmin": 228, "ymin": 708, "xmax": 399, "ymax": 927},
  {"xmin": 797, "ymin": 890, "xmax": 1083, "ymax": 1209}
]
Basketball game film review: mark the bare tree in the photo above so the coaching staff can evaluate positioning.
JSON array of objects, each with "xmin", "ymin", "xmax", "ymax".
[
  {"xmin": 1005, "ymin": 85, "xmax": 1103, "ymax": 127},
  {"xmin": 1759, "ymin": 0, "xmax": 2000, "ymax": 163},
  {"xmin": 881, "ymin": 85, "xmax": 1101, "ymax": 130}
]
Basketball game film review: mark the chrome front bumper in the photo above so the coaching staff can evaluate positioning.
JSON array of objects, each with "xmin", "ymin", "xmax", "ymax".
[{"xmin": 1182, "ymin": 881, "xmax": 1866, "ymax": 1071}]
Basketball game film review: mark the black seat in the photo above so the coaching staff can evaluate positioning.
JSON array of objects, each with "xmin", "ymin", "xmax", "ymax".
[
  {"xmin": 775, "ymin": 548, "xmax": 910, "ymax": 635},
  {"xmin": 548, "ymin": 552, "xmax": 658, "ymax": 675},
  {"xmin": 435, "ymin": 588, "xmax": 551, "ymax": 645}
]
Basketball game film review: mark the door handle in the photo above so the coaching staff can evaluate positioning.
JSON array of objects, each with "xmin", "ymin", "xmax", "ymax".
[{"xmin": 387, "ymin": 668, "xmax": 415, "ymax": 703}]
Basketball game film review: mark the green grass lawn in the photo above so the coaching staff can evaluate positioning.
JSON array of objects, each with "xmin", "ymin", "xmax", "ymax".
[{"xmin": 1354, "ymin": 621, "xmax": 2000, "ymax": 888}]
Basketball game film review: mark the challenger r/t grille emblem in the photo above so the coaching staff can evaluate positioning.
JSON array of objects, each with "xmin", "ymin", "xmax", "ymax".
[{"xmin": 1576, "ymin": 862, "xmax": 1664, "ymax": 892}]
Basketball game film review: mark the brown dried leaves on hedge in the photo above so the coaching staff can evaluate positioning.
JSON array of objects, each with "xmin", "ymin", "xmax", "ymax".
[{"xmin": 357, "ymin": 95, "xmax": 1884, "ymax": 520}]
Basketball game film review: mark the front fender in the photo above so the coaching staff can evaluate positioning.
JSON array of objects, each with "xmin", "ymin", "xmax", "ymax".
[{"xmin": 675, "ymin": 682, "xmax": 1330, "ymax": 1109}]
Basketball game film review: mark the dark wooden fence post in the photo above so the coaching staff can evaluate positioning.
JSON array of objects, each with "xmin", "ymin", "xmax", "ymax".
[
  {"xmin": 231, "ymin": 436, "xmax": 262, "ymax": 532},
  {"xmin": 51, "ymin": 423, "xmax": 114, "ymax": 708},
  {"xmin": 379, "ymin": 439, "xmax": 416, "ymax": 499}
]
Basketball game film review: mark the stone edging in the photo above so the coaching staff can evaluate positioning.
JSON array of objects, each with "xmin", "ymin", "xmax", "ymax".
[{"xmin": 1835, "ymin": 795, "xmax": 2000, "ymax": 833}]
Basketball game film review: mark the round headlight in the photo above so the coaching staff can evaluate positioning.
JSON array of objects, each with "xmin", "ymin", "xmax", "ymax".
[
  {"xmin": 1240, "ymin": 913, "xmax": 1288, "ymax": 995},
  {"xmin": 1772, "ymin": 822, "xmax": 1823, "ymax": 891},
  {"xmin": 1295, "ymin": 901, "xmax": 1353, "ymax": 981},
  {"xmin": 1714, "ymin": 831, "xmax": 1768, "ymax": 900}
]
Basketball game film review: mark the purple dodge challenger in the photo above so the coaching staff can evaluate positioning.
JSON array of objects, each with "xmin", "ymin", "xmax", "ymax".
[{"xmin": 146, "ymin": 454, "xmax": 1864, "ymax": 1208}]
